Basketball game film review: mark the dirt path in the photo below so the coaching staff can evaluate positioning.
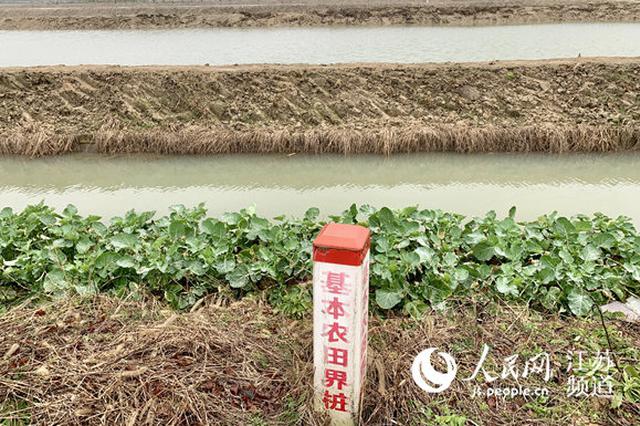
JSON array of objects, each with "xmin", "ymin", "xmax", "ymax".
[
  {"xmin": 1, "ymin": 0, "xmax": 639, "ymax": 29},
  {"xmin": 1, "ymin": 58, "xmax": 639, "ymax": 155}
]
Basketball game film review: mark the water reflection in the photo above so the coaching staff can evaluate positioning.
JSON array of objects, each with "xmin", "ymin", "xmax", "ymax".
[
  {"xmin": 1, "ymin": 153, "xmax": 639, "ymax": 223},
  {"xmin": 1, "ymin": 23, "xmax": 640, "ymax": 66}
]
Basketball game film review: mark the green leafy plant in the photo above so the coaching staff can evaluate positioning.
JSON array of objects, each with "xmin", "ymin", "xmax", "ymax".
[
  {"xmin": 612, "ymin": 365, "xmax": 640, "ymax": 408},
  {"xmin": 1, "ymin": 203, "xmax": 639, "ymax": 316}
]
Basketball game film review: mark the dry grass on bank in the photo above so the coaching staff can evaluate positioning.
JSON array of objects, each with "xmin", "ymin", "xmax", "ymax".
[
  {"xmin": 94, "ymin": 125, "xmax": 640, "ymax": 155},
  {"xmin": 2, "ymin": 124, "xmax": 639, "ymax": 156},
  {"xmin": 0, "ymin": 296, "xmax": 312, "ymax": 425},
  {"xmin": 1, "ymin": 295, "xmax": 639, "ymax": 425},
  {"xmin": 0, "ymin": 124, "xmax": 77, "ymax": 157}
]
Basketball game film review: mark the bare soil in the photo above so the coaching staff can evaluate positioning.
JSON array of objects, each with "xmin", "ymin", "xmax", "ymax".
[
  {"xmin": 1, "ymin": 58, "xmax": 639, "ymax": 155},
  {"xmin": 1, "ymin": 0, "xmax": 639, "ymax": 30},
  {"xmin": 1, "ymin": 295, "xmax": 638, "ymax": 425}
]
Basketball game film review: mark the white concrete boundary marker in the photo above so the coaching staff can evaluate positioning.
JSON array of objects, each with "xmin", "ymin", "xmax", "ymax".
[{"xmin": 313, "ymin": 223, "xmax": 370, "ymax": 425}]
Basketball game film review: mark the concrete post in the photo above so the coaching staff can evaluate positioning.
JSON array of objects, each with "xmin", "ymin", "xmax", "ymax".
[{"xmin": 312, "ymin": 223, "xmax": 370, "ymax": 425}]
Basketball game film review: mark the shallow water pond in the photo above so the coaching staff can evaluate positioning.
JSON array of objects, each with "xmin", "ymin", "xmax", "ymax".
[
  {"xmin": 1, "ymin": 23, "xmax": 640, "ymax": 66},
  {"xmin": 1, "ymin": 153, "xmax": 639, "ymax": 224}
]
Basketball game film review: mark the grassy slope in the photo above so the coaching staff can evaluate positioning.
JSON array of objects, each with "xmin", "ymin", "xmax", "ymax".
[{"xmin": 0, "ymin": 295, "xmax": 639, "ymax": 425}]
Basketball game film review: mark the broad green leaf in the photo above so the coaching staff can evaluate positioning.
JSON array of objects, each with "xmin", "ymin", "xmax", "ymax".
[
  {"xmin": 375, "ymin": 289, "xmax": 403, "ymax": 310},
  {"xmin": 401, "ymin": 251, "xmax": 421, "ymax": 268},
  {"xmin": 464, "ymin": 232, "xmax": 484, "ymax": 245},
  {"xmin": 116, "ymin": 256, "xmax": 137, "ymax": 269},
  {"xmin": 559, "ymin": 249, "xmax": 573, "ymax": 264},
  {"xmin": 215, "ymin": 259, "xmax": 236, "ymax": 274},
  {"xmin": 567, "ymin": 288, "xmax": 594, "ymax": 316},
  {"xmin": 2, "ymin": 203, "xmax": 639, "ymax": 317},
  {"xmin": 403, "ymin": 300, "xmax": 428, "ymax": 319},
  {"xmin": 76, "ymin": 238, "xmax": 93, "ymax": 254},
  {"xmin": 111, "ymin": 233, "xmax": 138, "ymax": 250},
  {"xmin": 221, "ymin": 212, "xmax": 242, "ymax": 225},
  {"xmin": 0, "ymin": 207, "xmax": 13, "ymax": 219},
  {"xmin": 541, "ymin": 287, "xmax": 562, "ymax": 310},
  {"xmin": 555, "ymin": 217, "xmax": 576, "ymax": 237},
  {"xmin": 375, "ymin": 238, "xmax": 390, "ymax": 253},
  {"xmin": 95, "ymin": 251, "xmax": 120, "ymax": 269},
  {"xmin": 92, "ymin": 222, "xmax": 108, "ymax": 236},
  {"xmin": 472, "ymin": 241, "xmax": 494, "ymax": 261},
  {"xmin": 169, "ymin": 221, "xmax": 187, "ymax": 238},
  {"xmin": 443, "ymin": 252, "xmax": 457, "ymax": 267},
  {"xmin": 187, "ymin": 260, "xmax": 205, "ymax": 276},
  {"xmin": 414, "ymin": 246, "xmax": 435, "ymax": 263},
  {"xmin": 63, "ymin": 204, "xmax": 78, "ymax": 217},
  {"xmin": 201, "ymin": 219, "xmax": 225, "ymax": 238},
  {"xmin": 593, "ymin": 232, "xmax": 616, "ymax": 249},
  {"xmin": 495, "ymin": 276, "xmax": 518, "ymax": 296},
  {"xmin": 537, "ymin": 267, "xmax": 556, "ymax": 284},
  {"xmin": 453, "ymin": 268, "xmax": 469, "ymax": 282},
  {"xmin": 423, "ymin": 278, "xmax": 453, "ymax": 304},
  {"xmin": 39, "ymin": 214, "xmax": 57, "ymax": 226},
  {"xmin": 304, "ymin": 207, "xmax": 320, "ymax": 221},
  {"xmin": 581, "ymin": 245, "xmax": 601, "ymax": 262},
  {"xmin": 227, "ymin": 267, "xmax": 249, "ymax": 289},
  {"xmin": 43, "ymin": 269, "xmax": 68, "ymax": 293},
  {"xmin": 377, "ymin": 207, "xmax": 395, "ymax": 226}
]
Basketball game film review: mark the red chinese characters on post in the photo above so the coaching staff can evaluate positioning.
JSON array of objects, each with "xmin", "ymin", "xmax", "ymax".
[
  {"xmin": 322, "ymin": 390, "xmax": 348, "ymax": 412},
  {"xmin": 325, "ymin": 369, "xmax": 348, "ymax": 390},
  {"xmin": 326, "ymin": 322, "xmax": 349, "ymax": 343},
  {"xmin": 322, "ymin": 271, "xmax": 351, "ymax": 412},
  {"xmin": 325, "ymin": 297, "xmax": 347, "ymax": 320},
  {"xmin": 327, "ymin": 346, "xmax": 349, "ymax": 368},
  {"xmin": 325, "ymin": 271, "xmax": 349, "ymax": 295}
]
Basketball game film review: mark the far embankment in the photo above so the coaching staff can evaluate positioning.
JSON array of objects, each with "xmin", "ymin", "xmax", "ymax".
[
  {"xmin": 1, "ymin": 58, "xmax": 638, "ymax": 156},
  {"xmin": 1, "ymin": 0, "xmax": 639, "ymax": 30}
]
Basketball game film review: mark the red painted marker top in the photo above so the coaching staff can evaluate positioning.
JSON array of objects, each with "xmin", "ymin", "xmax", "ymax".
[{"xmin": 313, "ymin": 223, "xmax": 371, "ymax": 266}]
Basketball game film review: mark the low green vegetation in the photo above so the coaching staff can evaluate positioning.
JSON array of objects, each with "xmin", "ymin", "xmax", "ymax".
[{"xmin": 1, "ymin": 203, "xmax": 639, "ymax": 316}]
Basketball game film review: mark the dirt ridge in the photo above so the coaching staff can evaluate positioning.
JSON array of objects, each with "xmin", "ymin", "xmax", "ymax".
[
  {"xmin": 1, "ymin": 0, "xmax": 640, "ymax": 30},
  {"xmin": 1, "ymin": 58, "xmax": 639, "ymax": 155}
]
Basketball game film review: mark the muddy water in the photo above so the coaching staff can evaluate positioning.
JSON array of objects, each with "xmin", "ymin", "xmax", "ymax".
[
  {"xmin": 1, "ymin": 23, "xmax": 640, "ymax": 66},
  {"xmin": 1, "ymin": 153, "xmax": 639, "ymax": 225}
]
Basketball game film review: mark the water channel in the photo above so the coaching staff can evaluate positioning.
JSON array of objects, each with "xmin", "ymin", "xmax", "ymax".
[
  {"xmin": 1, "ymin": 153, "xmax": 639, "ymax": 225},
  {"xmin": 1, "ymin": 23, "xmax": 639, "ymax": 66}
]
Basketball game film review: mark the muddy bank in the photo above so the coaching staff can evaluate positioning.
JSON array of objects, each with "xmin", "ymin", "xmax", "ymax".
[
  {"xmin": 1, "ymin": 0, "xmax": 640, "ymax": 30},
  {"xmin": 1, "ymin": 59, "xmax": 639, "ymax": 155},
  {"xmin": 1, "ymin": 296, "xmax": 638, "ymax": 425}
]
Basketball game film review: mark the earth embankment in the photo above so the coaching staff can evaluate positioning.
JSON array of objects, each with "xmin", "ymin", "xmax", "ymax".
[
  {"xmin": 1, "ymin": 59, "xmax": 638, "ymax": 155},
  {"xmin": 1, "ymin": 1, "xmax": 639, "ymax": 30}
]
